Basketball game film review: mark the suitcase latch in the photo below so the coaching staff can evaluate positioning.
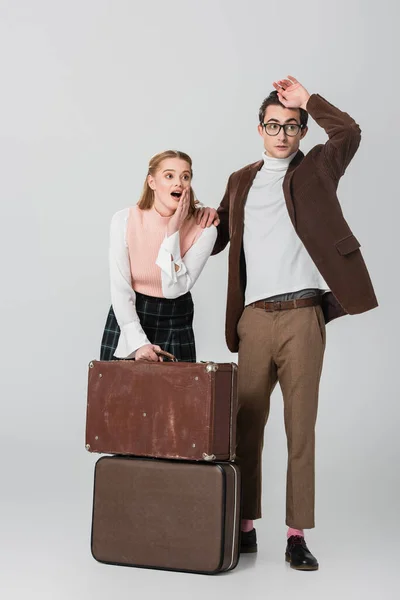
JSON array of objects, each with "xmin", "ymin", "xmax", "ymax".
[{"xmin": 205, "ymin": 363, "xmax": 218, "ymax": 373}]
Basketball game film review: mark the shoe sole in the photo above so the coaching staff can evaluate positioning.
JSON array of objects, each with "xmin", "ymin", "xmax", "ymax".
[
  {"xmin": 285, "ymin": 555, "xmax": 319, "ymax": 571},
  {"xmin": 240, "ymin": 545, "xmax": 258, "ymax": 554}
]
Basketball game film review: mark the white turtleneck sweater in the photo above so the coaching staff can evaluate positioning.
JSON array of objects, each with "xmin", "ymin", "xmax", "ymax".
[{"xmin": 243, "ymin": 151, "xmax": 328, "ymax": 306}]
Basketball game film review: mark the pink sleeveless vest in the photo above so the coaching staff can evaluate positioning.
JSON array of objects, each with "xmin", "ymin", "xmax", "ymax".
[{"xmin": 126, "ymin": 205, "xmax": 204, "ymax": 297}]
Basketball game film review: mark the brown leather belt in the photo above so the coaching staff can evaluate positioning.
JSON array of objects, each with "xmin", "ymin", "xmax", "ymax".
[{"xmin": 250, "ymin": 295, "xmax": 321, "ymax": 312}]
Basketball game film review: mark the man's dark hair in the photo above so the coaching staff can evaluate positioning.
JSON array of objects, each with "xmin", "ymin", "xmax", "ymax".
[{"xmin": 258, "ymin": 91, "xmax": 308, "ymax": 128}]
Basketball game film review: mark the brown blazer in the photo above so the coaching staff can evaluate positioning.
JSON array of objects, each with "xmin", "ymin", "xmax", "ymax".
[{"xmin": 212, "ymin": 93, "xmax": 378, "ymax": 353}]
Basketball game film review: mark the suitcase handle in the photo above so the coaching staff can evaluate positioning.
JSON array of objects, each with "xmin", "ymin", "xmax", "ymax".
[
  {"xmin": 156, "ymin": 350, "xmax": 178, "ymax": 362},
  {"xmin": 123, "ymin": 350, "xmax": 177, "ymax": 362}
]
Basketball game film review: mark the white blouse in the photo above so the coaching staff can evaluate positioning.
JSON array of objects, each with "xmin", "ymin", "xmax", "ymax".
[{"xmin": 109, "ymin": 208, "xmax": 217, "ymax": 358}]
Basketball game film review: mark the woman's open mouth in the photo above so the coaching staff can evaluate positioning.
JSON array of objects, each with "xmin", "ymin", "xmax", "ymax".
[{"xmin": 171, "ymin": 191, "xmax": 182, "ymax": 199}]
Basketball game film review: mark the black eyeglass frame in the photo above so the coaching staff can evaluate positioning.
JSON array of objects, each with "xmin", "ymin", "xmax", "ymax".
[{"xmin": 261, "ymin": 122, "xmax": 305, "ymax": 137}]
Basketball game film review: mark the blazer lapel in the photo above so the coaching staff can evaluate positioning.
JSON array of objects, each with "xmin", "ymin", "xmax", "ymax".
[
  {"xmin": 231, "ymin": 160, "xmax": 263, "ymax": 239},
  {"xmin": 282, "ymin": 150, "xmax": 304, "ymax": 228}
]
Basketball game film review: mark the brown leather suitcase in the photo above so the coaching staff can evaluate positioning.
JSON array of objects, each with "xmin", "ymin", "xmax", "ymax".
[
  {"xmin": 91, "ymin": 455, "xmax": 241, "ymax": 574},
  {"xmin": 85, "ymin": 358, "xmax": 237, "ymax": 461}
]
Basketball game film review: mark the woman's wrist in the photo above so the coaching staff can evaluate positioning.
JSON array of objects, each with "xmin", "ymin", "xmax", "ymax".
[{"xmin": 167, "ymin": 224, "xmax": 179, "ymax": 237}]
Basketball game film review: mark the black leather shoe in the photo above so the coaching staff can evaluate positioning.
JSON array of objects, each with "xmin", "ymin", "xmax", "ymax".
[
  {"xmin": 285, "ymin": 535, "xmax": 319, "ymax": 570},
  {"xmin": 240, "ymin": 528, "xmax": 257, "ymax": 553}
]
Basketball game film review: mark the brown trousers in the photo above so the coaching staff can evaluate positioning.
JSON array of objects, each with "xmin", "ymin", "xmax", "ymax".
[{"xmin": 236, "ymin": 304, "xmax": 326, "ymax": 529}]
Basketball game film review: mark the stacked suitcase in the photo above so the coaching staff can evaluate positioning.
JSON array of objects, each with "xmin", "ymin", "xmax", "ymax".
[{"xmin": 85, "ymin": 354, "xmax": 241, "ymax": 574}]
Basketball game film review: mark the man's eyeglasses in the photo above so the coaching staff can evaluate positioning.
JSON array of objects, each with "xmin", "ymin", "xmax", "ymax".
[{"xmin": 261, "ymin": 122, "xmax": 303, "ymax": 137}]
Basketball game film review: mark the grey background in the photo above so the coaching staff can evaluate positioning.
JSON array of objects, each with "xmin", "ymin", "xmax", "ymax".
[{"xmin": 0, "ymin": 0, "xmax": 398, "ymax": 598}]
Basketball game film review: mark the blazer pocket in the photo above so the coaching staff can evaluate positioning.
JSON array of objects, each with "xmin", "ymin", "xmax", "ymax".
[{"xmin": 335, "ymin": 234, "xmax": 361, "ymax": 256}]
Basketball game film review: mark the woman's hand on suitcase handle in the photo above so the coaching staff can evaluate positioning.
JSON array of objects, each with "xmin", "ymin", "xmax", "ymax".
[
  {"xmin": 135, "ymin": 344, "xmax": 163, "ymax": 362},
  {"xmin": 155, "ymin": 349, "xmax": 178, "ymax": 362}
]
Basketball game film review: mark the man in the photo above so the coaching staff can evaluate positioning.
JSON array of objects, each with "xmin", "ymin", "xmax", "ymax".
[{"xmin": 206, "ymin": 76, "xmax": 378, "ymax": 570}]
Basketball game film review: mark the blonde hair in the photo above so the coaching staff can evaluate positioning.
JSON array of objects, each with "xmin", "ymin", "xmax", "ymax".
[{"xmin": 137, "ymin": 150, "xmax": 199, "ymax": 217}]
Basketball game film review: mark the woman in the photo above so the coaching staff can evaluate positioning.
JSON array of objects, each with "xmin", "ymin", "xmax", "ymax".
[{"xmin": 100, "ymin": 150, "xmax": 218, "ymax": 363}]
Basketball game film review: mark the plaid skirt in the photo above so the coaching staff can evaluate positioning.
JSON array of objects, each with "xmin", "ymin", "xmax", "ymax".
[{"xmin": 100, "ymin": 291, "xmax": 196, "ymax": 363}]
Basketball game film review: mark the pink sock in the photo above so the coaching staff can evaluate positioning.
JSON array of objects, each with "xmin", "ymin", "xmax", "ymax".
[
  {"xmin": 241, "ymin": 519, "xmax": 254, "ymax": 532},
  {"xmin": 287, "ymin": 527, "xmax": 304, "ymax": 538}
]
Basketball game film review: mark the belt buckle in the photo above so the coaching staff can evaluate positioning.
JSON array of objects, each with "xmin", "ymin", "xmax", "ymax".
[{"xmin": 273, "ymin": 300, "xmax": 282, "ymax": 311}]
